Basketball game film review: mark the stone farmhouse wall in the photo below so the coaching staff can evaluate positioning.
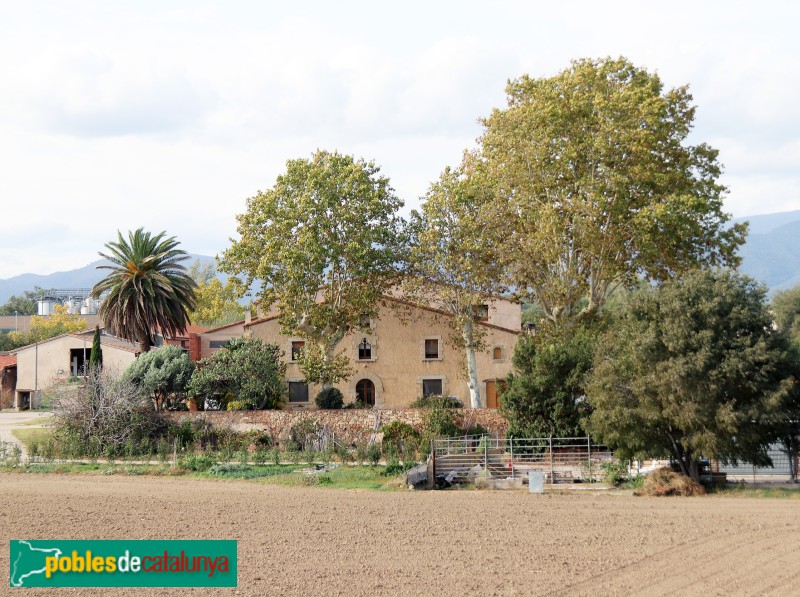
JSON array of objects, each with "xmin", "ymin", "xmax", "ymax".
[{"xmin": 164, "ymin": 408, "xmax": 509, "ymax": 447}]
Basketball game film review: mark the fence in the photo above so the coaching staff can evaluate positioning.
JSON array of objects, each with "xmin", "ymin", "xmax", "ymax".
[
  {"xmin": 716, "ymin": 443, "xmax": 799, "ymax": 481},
  {"xmin": 431, "ymin": 436, "xmax": 613, "ymax": 485}
]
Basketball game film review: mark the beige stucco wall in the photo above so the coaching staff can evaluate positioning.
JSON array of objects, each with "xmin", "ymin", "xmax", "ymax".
[
  {"xmin": 197, "ymin": 322, "xmax": 247, "ymax": 360},
  {"xmin": 14, "ymin": 334, "xmax": 137, "ymax": 393},
  {"xmin": 246, "ymin": 298, "xmax": 519, "ymax": 410}
]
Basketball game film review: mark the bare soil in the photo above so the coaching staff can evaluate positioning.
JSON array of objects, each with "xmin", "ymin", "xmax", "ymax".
[{"xmin": 2, "ymin": 474, "xmax": 799, "ymax": 596}]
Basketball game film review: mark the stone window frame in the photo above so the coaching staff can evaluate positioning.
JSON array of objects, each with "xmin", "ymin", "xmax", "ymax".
[
  {"xmin": 287, "ymin": 378, "xmax": 310, "ymax": 403},
  {"xmin": 491, "ymin": 344, "xmax": 506, "ymax": 363},
  {"xmin": 354, "ymin": 334, "xmax": 377, "ymax": 362},
  {"xmin": 421, "ymin": 336, "xmax": 443, "ymax": 361},
  {"xmin": 288, "ymin": 337, "xmax": 305, "ymax": 363},
  {"xmin": 417, "ymin": 375, "xmax": 447, "ymax": 397}
]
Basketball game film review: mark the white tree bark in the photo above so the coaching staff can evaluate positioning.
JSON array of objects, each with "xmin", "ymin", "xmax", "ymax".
[{"xmin": 462, "ymin": 317, "xmax": 482, "ymax": 408}]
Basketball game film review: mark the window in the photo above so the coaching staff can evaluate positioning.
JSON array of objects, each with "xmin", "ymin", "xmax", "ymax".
[
  {"xmin": 209, "ymin": 340, "xmax": 228, "ymax": 349},
  {"xmin": 422, "ymin": 378, "xmax": 443, "ymax": 397},
  {"xmin": 493, "ymin": 346, "xmax": 503, "ymax": 360},
  {"xmin": 288, "ymin": 382, "xmax": 309, "ymax": 403},
  {"xmin": 357, "ymin": 338, "xmax": 372, "ymax": 360},
  {"xmin": 474, "ymin": 304, "xmax": 489, "ymax": 322},
  {"xmin": 290, "ymin": 340, "xmax": 305, "ymax": 361},
  {"xmin": 424, "ymin": 338, "xmax": 440, "ymax": 359},
  {"xmin": 359, "ymin": 314, "xmax": 372, "ymax": 329},
  {"xmin": 356, "ymin": 379, "xmax": 375, "ymax": 406}
]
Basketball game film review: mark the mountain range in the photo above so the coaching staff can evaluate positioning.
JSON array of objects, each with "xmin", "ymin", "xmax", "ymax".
[{"xmin": 0, "ymin": 209, "xmax": 798, "ymax": 305}]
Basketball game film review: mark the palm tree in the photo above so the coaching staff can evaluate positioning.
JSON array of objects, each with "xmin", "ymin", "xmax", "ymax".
[{"xmin": 91, "ymin": 229, "xmax": 197, "ymax": 352}]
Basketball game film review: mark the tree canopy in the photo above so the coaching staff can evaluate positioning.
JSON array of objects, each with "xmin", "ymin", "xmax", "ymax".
[
  {"xmin": 123, "ymin": 345, "xmax": 195, "ymax": 410},
  {"xmin": 219, "ymin": 150, "xmax": 405, "ymax": 387},
  {"xmin": 188, "ymin": 262, "xmax": 246, "ymax": 328},
  {"xmin": 479, "ymin": 57, "xmax": 746, "ymax": 324},
  {"xmin": 500, "ymin": 325, "xmax": 597, "ymax": 438},
  {"xmin": 772, "ymin": 284, "xmax": 800, "ymax": 347},
  {"xmin": 187, "ymin": 337, "xmax": 286, "ymax": 410},
  {"xmin": 92, "ymin": 229, "xmax": 197, "ymax": 352},
  {"xmin": 0, "ymin": 289, "xmax": 40, "ymax": 316},
  {"xmin": 586, "ymin": 269, "xmax": 796, "ymax": 480},
  {"xmin": 404, "ymin": 161, "xmax": 502, "ymax": 407}
]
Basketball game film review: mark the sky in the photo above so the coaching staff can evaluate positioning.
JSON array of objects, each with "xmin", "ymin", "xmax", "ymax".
[{"xmin": 1, "ymin": 1, "xmax": 798, "ymax": 278}]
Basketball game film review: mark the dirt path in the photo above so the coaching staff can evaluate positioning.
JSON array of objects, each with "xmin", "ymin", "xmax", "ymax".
[
  {"xmin": 1, "ymin": 474, "xmax": 799, "ymax": 596},
  {"xmin": 0, "ymin": 411, "xmax": 51, "ymax": 457}
]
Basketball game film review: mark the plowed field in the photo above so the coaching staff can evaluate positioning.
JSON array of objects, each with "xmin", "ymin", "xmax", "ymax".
[{"xmin": 2, "ymin": 474, "xmax": 799, "ymax": 596}]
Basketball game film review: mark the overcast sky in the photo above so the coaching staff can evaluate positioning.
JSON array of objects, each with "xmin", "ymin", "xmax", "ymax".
[{"xmin": 1, "ymin": 1, "xmax": 798, "ymax": 278}]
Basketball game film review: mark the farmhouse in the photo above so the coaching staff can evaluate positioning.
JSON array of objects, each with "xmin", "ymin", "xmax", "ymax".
[
  {"xmin": 12, "ymin": 330, "xmax": 139, "ymax": 409},
  {"xmin": 197, "ymin": 293, "xmax": 521, "ymax": 409},
  {"xmin": 0, "ymin": 353, "xmax": 16, "ymax": 410}
]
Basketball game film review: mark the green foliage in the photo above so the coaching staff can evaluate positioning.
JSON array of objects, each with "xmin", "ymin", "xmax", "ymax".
[
  {"xmin": 179, "ymin": 454, "xmax": 215, "ymax": 472},
  {"xmin": 587, "ymin": 269, "xmax": 797, "ymax": 480},
  {"xmin": 2, "ymin": 305, "xmax": 87, "ymax": 349},
  {"xmin": 51, "ymin": 369, "xmax": 169, "ymax": 456},
  {"xmin": 404, "ymin": 162, "xmax": 501, "ymax": 407},
  {"xmin": 380, "ymin": 421, "xmax": 420, "ymax": 454},
  {"xmin": 188, "ymin": 261, "xmax": 246, "ymax": 328},
  {"xmin": 289, "ymin": 418, "xmax": 321, "ymax": 451},
  {"xmin": 421, "ymin": 399, "xmax": 461, "ymax": 440},
  {"xmin": 479, "ymin": 57, "xmax": 746, "ymax": 323},
  {"xmin": 601, "ymin": 459, "xmax": 631, "ymax": 486},
  {"xmin": 91, "ymin": 228, "xmax": 197, "ymax": 352},
  {"xmin": 123, "ymin": 345, "xmax": 195, "ymax": 410},
  {"xmin": 0, "ymin": 288, "xmax": 39, "ymax": 315},
  {"xmin": 315, "ymin": 387, "xmax": 344, "ymax": 409},
  {"xmin": 89, "ymin": 326, "xmax": 103, "ymax": 371},
  {"xmin": 410, "ymin": 395, "xmax": 462, "ymax": 409},
  {"xmin": 772, "ymin": 284, "xmax": 800, "ymax": 347},
  {"xmin": 219, "ymin": 150, "xmax": 405, "ymax": 387},
  {"xmin": 187, "ymin": 337, "xmax": 286, "ymax": 410},
  {"xmin": 500, "ymin": 325, "xmax": 597, "ymax": 438}
]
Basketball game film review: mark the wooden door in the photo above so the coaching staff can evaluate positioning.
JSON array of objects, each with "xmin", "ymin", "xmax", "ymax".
[{"xmin": 486, "ymin": 380, "xmax": 498, "ymax": 409}]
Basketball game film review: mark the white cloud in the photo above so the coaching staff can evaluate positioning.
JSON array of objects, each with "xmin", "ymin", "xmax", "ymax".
[{"xmin": 0, "ymin": 1, "xmax": 798, "ymax": 278}]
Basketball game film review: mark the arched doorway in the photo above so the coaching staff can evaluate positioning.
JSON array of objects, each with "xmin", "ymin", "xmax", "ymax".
[{"xmin": 356, "ymin": 379, "xmax": 375, "ymax": 406}]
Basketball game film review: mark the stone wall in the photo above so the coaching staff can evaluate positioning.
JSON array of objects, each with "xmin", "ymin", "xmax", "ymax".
[{"xmin": 163, "ymin": 408, "xmax": 509, "ymax": 447}]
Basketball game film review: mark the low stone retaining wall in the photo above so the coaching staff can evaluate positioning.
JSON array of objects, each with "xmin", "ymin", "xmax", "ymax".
[{"xmin": 163, "ymin": 408, "xmax": 508, "ymax": 447}]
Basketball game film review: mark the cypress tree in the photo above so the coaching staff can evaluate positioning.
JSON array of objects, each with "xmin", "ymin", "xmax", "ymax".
[{"xmin": 89, "ymin": 326, "xmax": 103, "ymax": 371}]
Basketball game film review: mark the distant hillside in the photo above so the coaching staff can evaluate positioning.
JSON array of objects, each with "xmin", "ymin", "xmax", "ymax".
[
  {"xmin": 734, "ymin": 210, "xmax": 800, "ymax": 293},
  {"xmin": 0, "ymin": 254, "xmax": 219, "ymax": 306},
  {"xmin": 1, "ymin": 208, "xmax": 798, "ymax": 304}
]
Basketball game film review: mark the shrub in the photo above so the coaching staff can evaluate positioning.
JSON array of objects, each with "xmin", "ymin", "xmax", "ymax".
[
  {"xmin": 51, "ymin": 369, "xmax": 170, "ymax": 456},
  {"xmin": 366, "ymin": 443, "xmax": 382, "ymax": 466},
  {"xmin": 380, "ymin": 421, "xmax": 420, "ymax": 454},
  {"xmin": 179, "ymin": 454, "xmax": 216, "ymax": 471},
  {"xmin": 634, "ymin": 468, "xmax": 706, "ymax": 497},
  {"xmin": 411, "ymin": 395, "xmax": 462, "ymax": 409},
  {"xmin": 227, "ymin": 400, "xmax": 249, "ymax": 411},
  {"xmin": 601, "ymin": 459, "xmax": 631, "ymax": 486},
  {"xmin": 315, "ymin": 387, "xmax": 344, "ymax": 409},
  {"xmin": 422, "ymin": 401, "xmax": 461, "ymax": 439},
  {"xmin": 290, "ymin": 418, "xmax": 321, "ymax": 451}
]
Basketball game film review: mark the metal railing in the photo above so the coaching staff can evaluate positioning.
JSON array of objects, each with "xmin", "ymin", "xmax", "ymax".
[
  {"xmin": 432, "ymin": 435, "xmax": 613, "ymax": 484},
  {"xmin": 716, "ymin": 443, "xmax": 799, "ymax": 481}
]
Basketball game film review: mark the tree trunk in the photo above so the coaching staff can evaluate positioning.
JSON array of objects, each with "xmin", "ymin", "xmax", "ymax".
[
  {"xmin": 688, "ymin": 458, "xmax": 700, "ymax": 483},
  {"xmin": 139, "ymin": 335, "xmax": 152, "ymax": 353},
  {"xmin": 462, "ymin": 317, "xmax": 482, "ymax": 408}
]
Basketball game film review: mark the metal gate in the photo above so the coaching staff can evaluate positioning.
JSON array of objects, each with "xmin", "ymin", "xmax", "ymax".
[{"xmin": 431, "ymin": 435, "xmax": 613, "ymax": 485}]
